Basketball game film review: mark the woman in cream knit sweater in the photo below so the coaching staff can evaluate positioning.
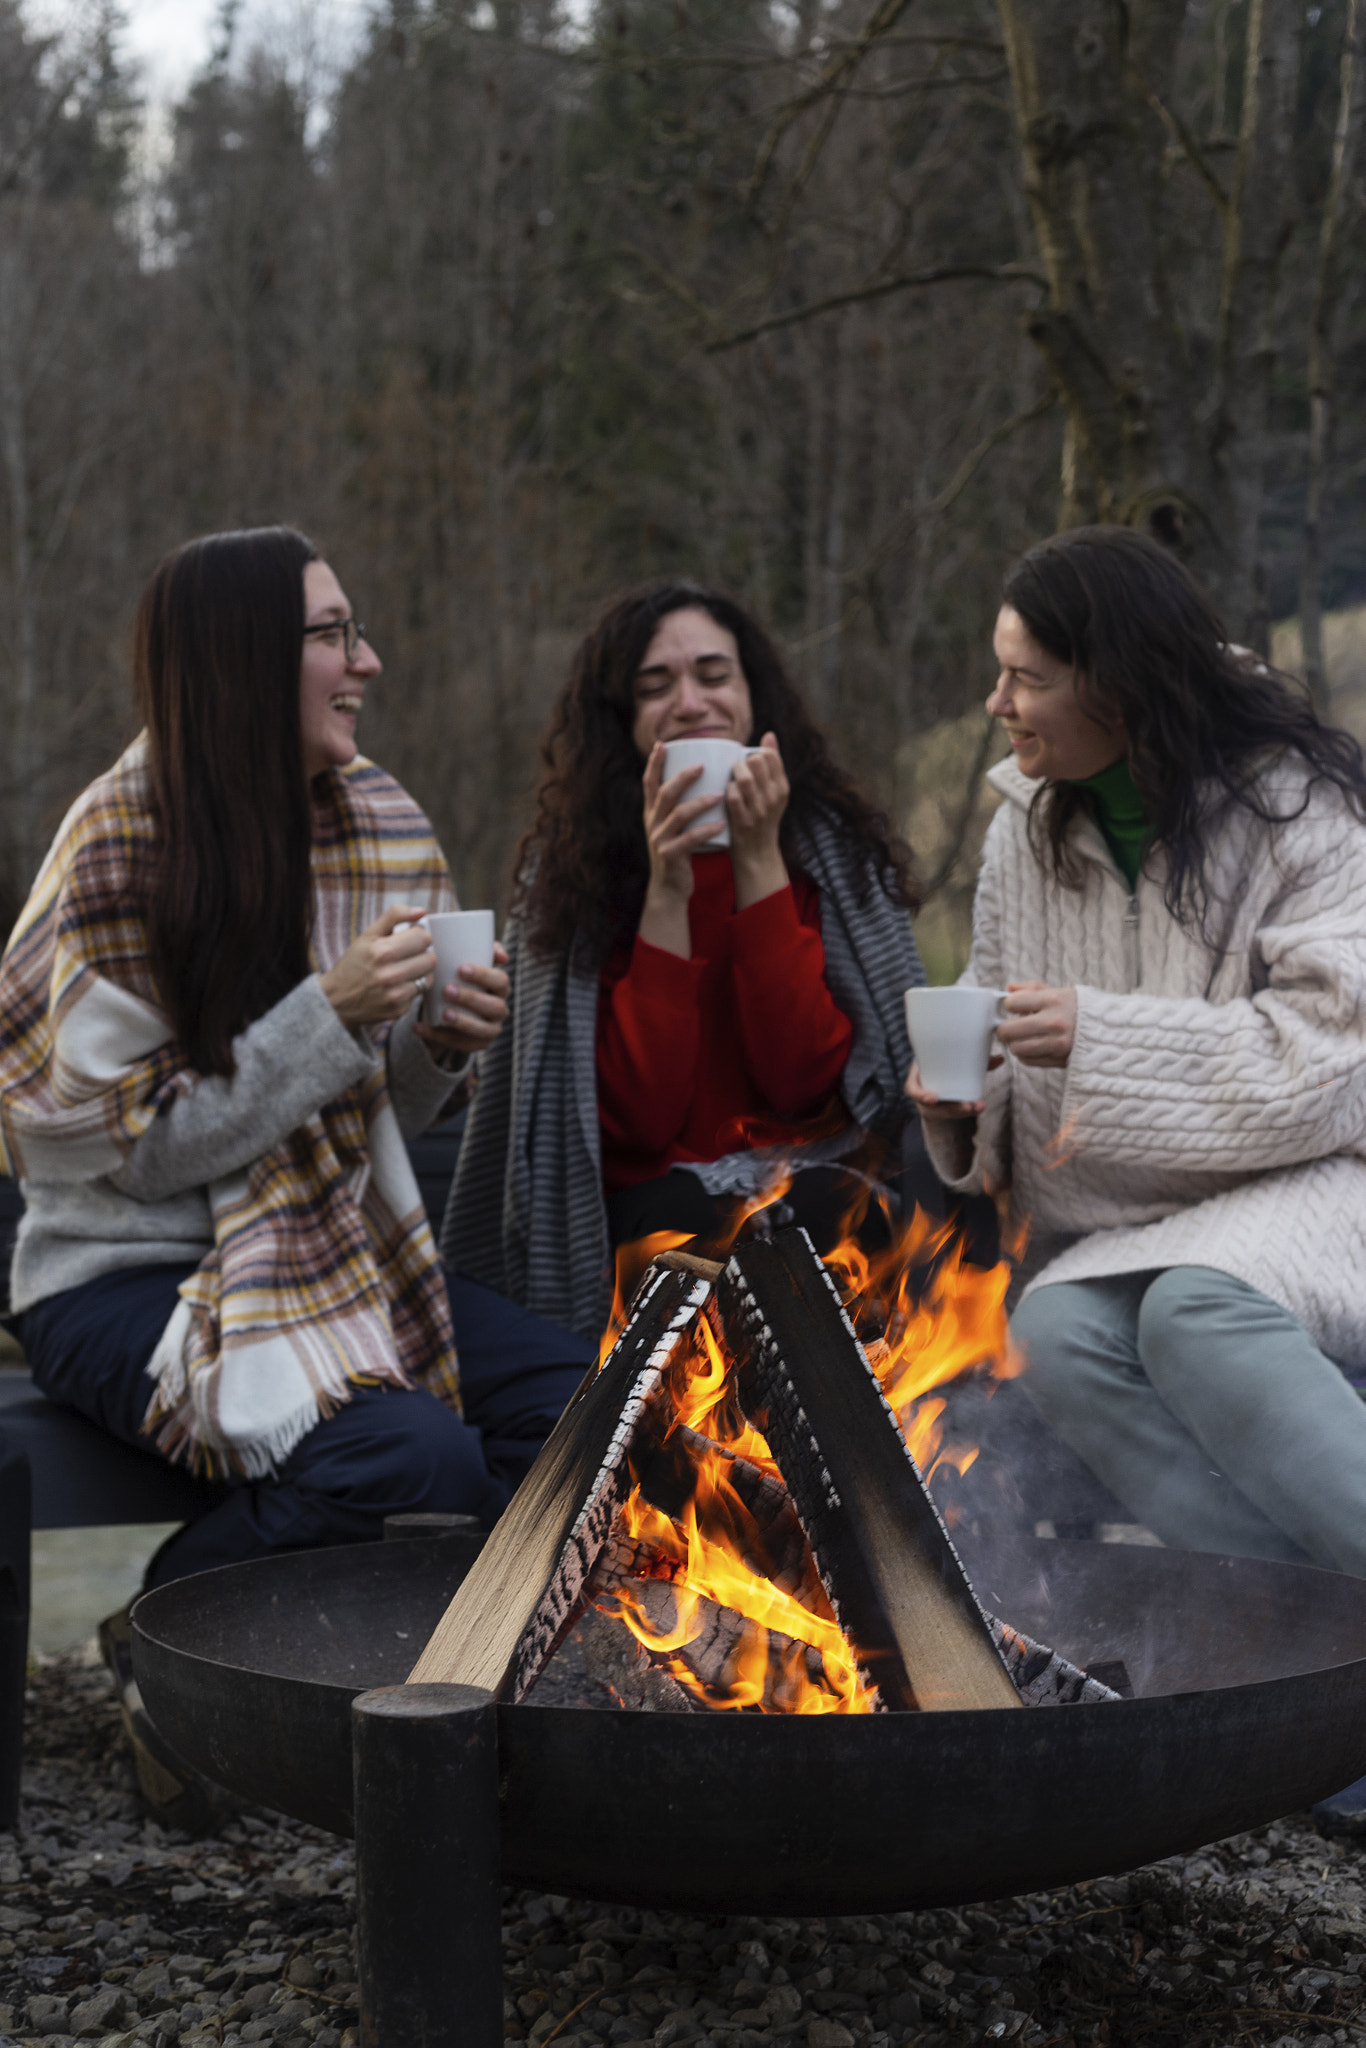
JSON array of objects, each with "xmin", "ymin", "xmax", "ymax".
[{"xmin": 909, "ymin": 526, "xmax": 1366, "ymax": 1579}]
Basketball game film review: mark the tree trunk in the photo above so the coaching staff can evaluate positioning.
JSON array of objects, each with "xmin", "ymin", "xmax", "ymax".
[
  {"xmin": 995, "ymin": 0, "xmax": 1306, "ymax": 637},
  {"xmin": 0, "ymin": 222, "xmax": 37, "ymax": 885},
  {"xmin": 1212, "ymin": 0, "xmax": 1305, "ymax": 641},
  {"xmin": 1299, "ymin": 0, "xmax": 1365, "ymax": 711}
]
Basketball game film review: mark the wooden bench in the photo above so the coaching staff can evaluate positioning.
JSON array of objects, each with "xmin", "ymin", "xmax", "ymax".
[{"xmin": 0, "ymin": 1117, "xmax": 464, "ymax": 1829}]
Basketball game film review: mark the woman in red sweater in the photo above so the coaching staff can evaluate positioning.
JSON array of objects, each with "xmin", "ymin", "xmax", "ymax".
[{"xmin": 441, "ymin": 581, "xmax": 925, "ymax": 1336}]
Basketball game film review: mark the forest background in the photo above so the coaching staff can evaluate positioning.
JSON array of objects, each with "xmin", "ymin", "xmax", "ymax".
[{"xmin": 3, "ymin": 0, "xmax": 1366, "ymax": 978}]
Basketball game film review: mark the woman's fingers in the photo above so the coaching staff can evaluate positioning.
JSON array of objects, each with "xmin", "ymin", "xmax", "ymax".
[
  {"xmin": 650, "ymin": 760, "xmax": 704, "ymax": 821},
  {"xmin": 645, "ymin": 763, "xmax": 715, "ymax": 883},
  {"xmin": 730, "ymin": 748, "xmax": 786, "ymax": 807},
  {"xmin": 369, "ymin": 904, "xmax": 428, "ymax": 938},
  {"xmin": 903, "ymin": 1061, "xmax": 984, "ymax": 1119},
  {"xmin": 998, "ymin": 983, "xmax": 1077, "ymax": 1065},
  {"xmin": 386, "ymin": 929, "xmax": 436, "ymax": 972},
  {"xmin": 442, "ymin": 964, "xmax": 510, "ymax": 1023},
  {"xmin": 457, "ymin": 961, "xmax": 509, "ymax": 997},
  {"xmin": 655, "ymin": 794, "xmax": 724, "ymax": 860},
  {"xmin": 727, "ymin": 743, "xmax": 789, "ymax": 847},
  {"xmin": 322, "ymin": 908, "xmax": 440, "ymax": 1027},
  {"xmin": 421, "ymin": 967, "xmax": 510, "ymax": 1051}
]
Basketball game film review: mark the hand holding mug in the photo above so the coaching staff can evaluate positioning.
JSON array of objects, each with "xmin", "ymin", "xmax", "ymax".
[
  {"xmin": 322, "ymin": 905, "xmax": 437, "ymax": 1028},
  {"xmin": 904, "ymin": 1057, "xmax": 1001, "ymax": 1121},
  {"xmin": 642, "ymin": 743, "xmax": 726, "ymax": 905},
  {"xmin": 417, "ymin": 942, "xmax": 510, "ymax": 1057},
  {"xmin": 997, "ymin": 980, "xmax": 1077, "ymax": 1067},
  {"xmin": 727, "ymin": 732, "xmax": 789, "ymax": 907}
]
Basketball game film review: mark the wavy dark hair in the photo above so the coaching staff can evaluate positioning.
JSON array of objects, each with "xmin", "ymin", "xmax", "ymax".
[
  {"xmin": 1002, "ymin": 526, "xmax": 1366, "ymax": 920},
  {"xmin": 517, "ymin": 580, "xmax": 914, "ymax": 960},
  {"xmin": 135, "ymin": 525, "xmax": 319, "ymax": 1076}
]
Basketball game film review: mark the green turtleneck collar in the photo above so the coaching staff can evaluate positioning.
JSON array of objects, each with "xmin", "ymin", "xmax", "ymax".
[{"xmin": 1067, "ymin": 755, "xmax": 1149, "ymax": 890}]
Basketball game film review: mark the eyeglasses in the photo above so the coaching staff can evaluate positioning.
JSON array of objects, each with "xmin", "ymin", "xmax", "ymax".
[{"xmin": 303, "ymin": 616, "xmax": 368, "ymax": 662}]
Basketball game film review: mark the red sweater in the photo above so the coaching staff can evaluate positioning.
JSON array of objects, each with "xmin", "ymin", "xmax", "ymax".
[{"xmin": 597, "ymin": 852, "xmax": 855, "ymax": 1192}]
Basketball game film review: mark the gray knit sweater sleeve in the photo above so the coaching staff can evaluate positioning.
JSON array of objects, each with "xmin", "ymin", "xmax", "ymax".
[
  {"xmin": 111, "ymin": 975, "xmax": 375, "ymax": 1204},
  {"xmin": 384, "ymin": 1007, "xmax": 472, "ymax": 1140}
]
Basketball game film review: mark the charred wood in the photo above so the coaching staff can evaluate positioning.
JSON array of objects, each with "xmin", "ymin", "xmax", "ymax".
[
  {"xmin": 406, "ymin": 1264, "xmax": 715, "ymax": 1699},
  {"xmin": 522, "ymin": 1604, "xmax": 698, "ymax": 1713},
  {"xmin": 721, "ymin": 1228, "xmax": 1021, "ymax": 1713}
]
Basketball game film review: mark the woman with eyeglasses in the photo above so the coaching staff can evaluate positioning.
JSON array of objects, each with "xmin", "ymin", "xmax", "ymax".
[
  {"xmin": 440, "ymin": 579, "xmax": 927, "ymax": 1342},
  {"xmin": 0, "ymin": 527, "xmax": 594, "ymax": 1593}
]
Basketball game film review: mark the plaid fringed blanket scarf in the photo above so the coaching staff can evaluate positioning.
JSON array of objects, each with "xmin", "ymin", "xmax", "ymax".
[{"xmin": 0, "ymin": 736, "xmax": 461, "ymax": 1477}]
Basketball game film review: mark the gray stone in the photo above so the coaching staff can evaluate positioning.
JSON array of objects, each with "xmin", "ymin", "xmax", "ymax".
[
  {"xmin": 653, "ymin": 2017, "xmax": 703, "ymax": 2048},
  {"xmin": 761, "ymin": 1989, "xmax": 802, "ymax": 2027},
  {"xmin": 69, "ymin": 1987, "xmax": 128, "ymax": 2036},
  {"xmin": 27, "ymin": 1991, "xmax": 71, "ymax": 2032}
]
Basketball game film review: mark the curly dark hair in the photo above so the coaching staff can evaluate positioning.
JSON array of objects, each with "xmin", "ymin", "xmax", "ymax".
[
  {"xmin": 517, "ymin": 580, "xmax": 915, "ymax": 960},
  {"xmin": 1002, "ymin": 526, "xmax": 1366, "ymax": 921}
]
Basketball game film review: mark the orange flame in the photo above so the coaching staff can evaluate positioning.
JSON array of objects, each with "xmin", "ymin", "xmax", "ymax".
[
  {"xmin": 824, "ymin": 1202, "xmax": 1017, "ymax": 1484},
  {"xmin": 606, "ymin": 1486, "xmax": 875, "ymax": 1714},
  {"xmin": 597, "ymin": 1198, "xmax": 1019, "ymax": 1712},
  {"xmin": 597, "ymin": 1230, "xmax": 696, "ymax": 1369}
]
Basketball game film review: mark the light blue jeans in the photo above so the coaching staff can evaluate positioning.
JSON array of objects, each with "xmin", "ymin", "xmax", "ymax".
[{"xmin": 1013, "ymin": 1266, "xmax": 1366, "ymax": 1576}]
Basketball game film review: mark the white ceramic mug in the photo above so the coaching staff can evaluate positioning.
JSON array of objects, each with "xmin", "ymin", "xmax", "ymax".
[
  {"xmin": 904, "ymin": 985, "xmax": 1007, "ymax": 1103},
  {"xmin": 421, "ymin": 909, "xmax": 496, "ymax": 1028},
  {"xmin": 660, "ymin": 737, "xmax": 763, "ymax": 850}
]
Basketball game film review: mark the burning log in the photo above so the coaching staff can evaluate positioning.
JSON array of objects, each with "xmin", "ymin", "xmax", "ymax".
[
  {"xmin": 522, "ymin": 1605, "xmax": 698, "ymax": 1713},
  {"xmin": 409, "ymin": 1224, "xmax": 1111, "ymax": 1719},
  {"xmin": 589, "ymin": 1449, "xmax": 1117, "ymax": 1712},
  {"xmin": 597, "ymin": 1576, "xmax": 837, "ymax": 1712},
  {"xmin": 407, "ymin": 1262, "xmax": 714, "ymax": 1698},
  {"xmin": 720, "ymin": 1229, "xmax": 1022, "ymax": 1713},
  {"xmin": 634, "ymin": 1425, "xmax": 829, "ymax": 1611}
]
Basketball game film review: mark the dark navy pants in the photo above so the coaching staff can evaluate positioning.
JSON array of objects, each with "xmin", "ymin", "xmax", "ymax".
[{"xmin": 17, "ymin": 1263, "xmax": 593, "ymax": 1587}]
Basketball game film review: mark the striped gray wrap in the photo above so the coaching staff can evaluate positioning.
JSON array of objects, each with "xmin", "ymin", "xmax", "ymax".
[{"xmin": 439, "ymin": 811, "xmax": 926, "ymax": 1339}]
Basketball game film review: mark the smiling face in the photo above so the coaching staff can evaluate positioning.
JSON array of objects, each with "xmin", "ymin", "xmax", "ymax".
[
  {"xmin": 630, "ymin": 605, "xmax": 755, "ymax": 760},
  {"xmin": 299, "ymin": 560, "xmax": 381, "ymax": 781},
  {"xmin": 987, "ymin": 604, "xmax": 1125, "ymax": 782}
]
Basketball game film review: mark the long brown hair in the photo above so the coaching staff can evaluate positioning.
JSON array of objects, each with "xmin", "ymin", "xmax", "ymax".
[
  {"xmin": 1003, "ymin": 526, "xmax": 1366, "ymax": 921},
  {"xmin": 519, "ymin": 580, "xmax": 915, "ymax": 961},
  {"xmin": 135, "ymin": 526, "xmax": 319, "ymax": 1075}
]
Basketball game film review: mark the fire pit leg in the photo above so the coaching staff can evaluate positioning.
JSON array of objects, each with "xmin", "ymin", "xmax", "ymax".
[{"xmin": 353, "ymin": 1683, "xmax": 501, "ymax": 2048}]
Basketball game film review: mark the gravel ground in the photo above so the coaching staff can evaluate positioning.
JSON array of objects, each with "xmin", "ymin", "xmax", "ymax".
[{"xmin": 3, "ymin": 1653, "xmax": 1366, "ymax": 2048}]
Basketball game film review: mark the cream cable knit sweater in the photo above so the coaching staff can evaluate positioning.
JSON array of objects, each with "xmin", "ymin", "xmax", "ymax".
[{"xmin": 926, "ymin": 755, "xmax": 1366, "ymax": 1363}]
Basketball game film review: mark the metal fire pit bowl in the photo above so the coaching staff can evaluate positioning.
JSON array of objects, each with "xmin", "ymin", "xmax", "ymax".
[{"xmin": 133, "ymin": 1532, "xmax": 1366, "ymax": 1914}]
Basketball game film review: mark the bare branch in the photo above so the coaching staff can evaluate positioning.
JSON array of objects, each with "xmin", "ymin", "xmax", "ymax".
[
  {"xmin": 855, "ymin": 389, "xmax": 1059, "ymax": 581},
  {"xmin": 705, "ymin": 263, "xmax": 1047, "ymax": 353},
  {"xmin": 745, "ymin": 0, "xmax": 921, "ymax": 204},
  {"xmin": 1125, "ymin": 62, "xmax": 1230, "ymax": 216}
]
